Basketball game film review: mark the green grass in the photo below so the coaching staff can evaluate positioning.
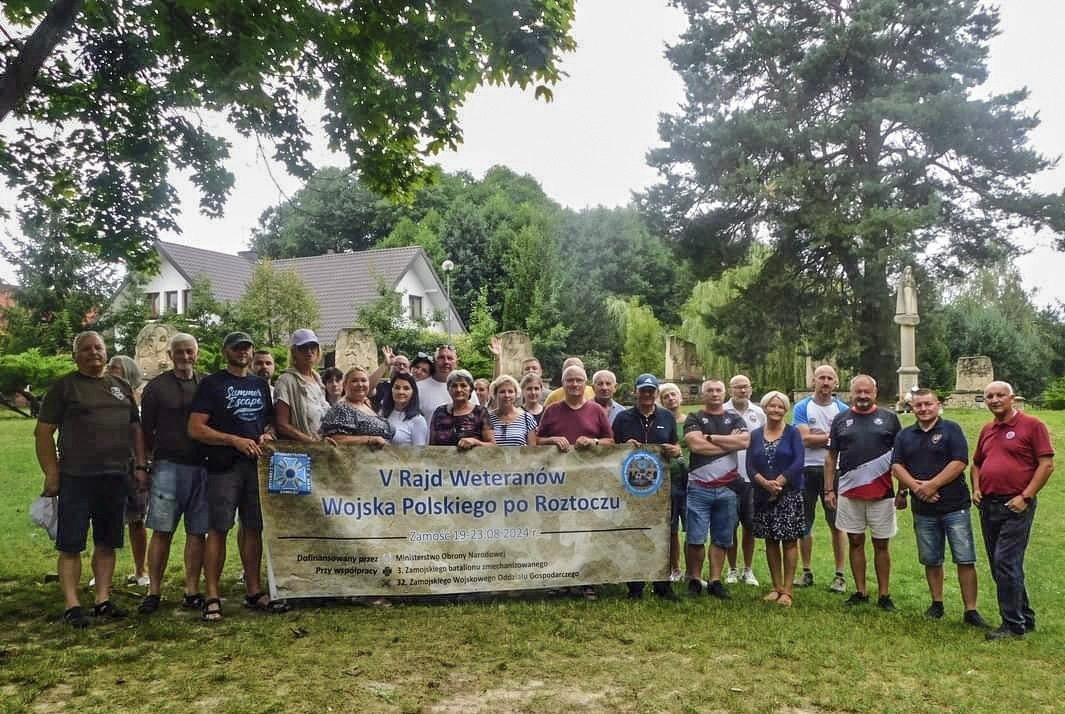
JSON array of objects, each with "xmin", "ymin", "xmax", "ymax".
[{"xmin": 1, "ymin": 408, "xmax": 1062, "ymax": 713}]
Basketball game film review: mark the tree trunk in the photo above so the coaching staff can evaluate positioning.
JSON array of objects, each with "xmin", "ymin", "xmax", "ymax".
[
  {"xmin": 0, "ymin": 0, "xmax": 84, "ymax": 123},
  {"xmin": 855, "ymin": 276, "xmax": 899, "ymax": 403}
]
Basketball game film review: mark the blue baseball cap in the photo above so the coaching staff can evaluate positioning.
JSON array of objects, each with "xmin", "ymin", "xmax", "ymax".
[{"xmin": 634, "ymin": 373, "xmax": 659, "ymax": 390}]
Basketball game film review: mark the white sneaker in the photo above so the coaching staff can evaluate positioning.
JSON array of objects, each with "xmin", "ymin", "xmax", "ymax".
[
  {"xmin": 670, "ymin": 569, "xmax": 683, "ymax": 582},
  {"xmin": 741, "ymin": 569, "xmax": 759, "ymax": 586},
  {"xmin": 135, "ymin": 575, "xmax": 150, "ymax": 587},
  {"xmin": 724, "ymin": 568, "xmax": 739, "ymax": 584},
  {"xmin": 88, "ymin": 577, "xmax": 96, "ymax": 588},
  {"xmin": 830, "ymin": 573, "xmax": 847, "ymax": 593}
]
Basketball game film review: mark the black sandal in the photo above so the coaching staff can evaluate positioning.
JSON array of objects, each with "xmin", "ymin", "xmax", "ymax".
[
  {"xmin": 201, "ymin": 597, "xmax": 223, "ymax": 622},
  {"xmin": 138, "ymin": 594, "xmax": 161, "ymax": 615},
  {"xmin": 63, "ymin": 606, "xmax": 89, "ymax": 628},
  {"xmin": 182, "ymin": 593, "xmax": 205, "ymax": 610},
  {"xmin": 243, "ymin": 592, "xmax": 290, "ymax": 613},
  {"xmin": 91, "ymin": 600, "xmax": 127, "ymax": 619}
]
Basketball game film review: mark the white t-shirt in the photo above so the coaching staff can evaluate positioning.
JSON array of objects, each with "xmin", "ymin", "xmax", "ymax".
[
  {"xmin": 724, "ymin": 399, "xmax": 766, "ymax": 481},
  {"xmin": 792, "ymin": 395, "xmax": 849, "ymax": 467}
]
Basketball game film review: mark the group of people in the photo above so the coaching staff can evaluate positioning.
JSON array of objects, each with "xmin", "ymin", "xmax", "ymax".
[{"xmin": 36, "ymin": 331, "xmax": 1052, "ymax": 640}]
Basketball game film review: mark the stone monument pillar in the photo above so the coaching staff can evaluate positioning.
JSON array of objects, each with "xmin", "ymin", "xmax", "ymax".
[{"xmin": 894, "ymin": 266, "xmax": 920, "ymax": 408}]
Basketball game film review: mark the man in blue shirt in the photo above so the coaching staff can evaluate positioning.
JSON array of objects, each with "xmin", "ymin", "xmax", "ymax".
[
  {"xmin": 613, "ymin": 374, "xmax": 681, "ymax": 600},
  {"xmin": 892, "ymin": 389, "xmax": 989, "ymax": 627}
]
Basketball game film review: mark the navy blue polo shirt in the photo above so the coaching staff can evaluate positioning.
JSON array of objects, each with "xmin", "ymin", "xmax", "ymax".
[
  {"xmin": 612, "ymin": 406, "xmax": 678, "ymax": 446},
  {"xmin": 891, "ymin": 417, "xmax": 970, "ymax": 516}
]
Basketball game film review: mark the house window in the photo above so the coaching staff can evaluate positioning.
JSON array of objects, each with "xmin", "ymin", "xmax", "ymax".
[
  {"xmin": 182, "ymin": 289, "xmax": 191, "ymax": 314},
  {"xmin": 409, "ymin": 295, "xmax": 423, "ymax": 321},
  {"xmin": 146, "ymin": 292, "xmax": 159, "ymax": 318},
  {"xmin": 165, "ymin": 291, "xmax": 179, "ymax": 314}
]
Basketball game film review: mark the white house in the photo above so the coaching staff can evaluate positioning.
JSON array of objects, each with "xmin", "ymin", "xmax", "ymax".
[{"xmin": 139, "ymin": 241, "xmax": 466, "ymax": 346}]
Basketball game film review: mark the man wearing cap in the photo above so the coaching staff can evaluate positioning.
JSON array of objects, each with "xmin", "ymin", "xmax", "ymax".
[
  {"xmin": 138, "ymin": 333, "xmax": 208, "ymax": 615},
  {"xmin": 723, "ymin": 374, "xmax": 765, "ymax": 586},
  {"xmin": 274, "ymin": 329, "xmax": 331, "ymax": 443},
  {"xmin": 972, "ymin": 381, "xmax": 1054, "ymax": 640},
  {"xmin": 188, "ymin": 332, "xmax": 285, "ymax": 621},
  {"xmin": 592, "ymin": 370, "xmax": 626, "ymax": 426},
  {"xmin": 417, "ymin": 344, "xmax": 479, "ymax": 423},
  {"xmin": 612, "ymin": 374, "xmax": 681, "ymax": 600}
]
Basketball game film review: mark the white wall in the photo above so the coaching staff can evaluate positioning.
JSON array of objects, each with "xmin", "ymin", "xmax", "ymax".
[
  {"xmin": 395, "ymin": 258, "xmax": 463, "ymax": 333},
  {"xmin": 142, "ymin": 256, "xmax": 190, "ymax": 314}
]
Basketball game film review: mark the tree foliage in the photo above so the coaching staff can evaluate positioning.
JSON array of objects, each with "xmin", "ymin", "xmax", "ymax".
[
  {"xmin": 0, "ymin": 1, "xmax": 576, "ymax": 268},
  {"xmin": 641, "ymin": 0, "xmax": 1065, "ymax": 395},
  {"xmin": 235, "ymin": 260, "xmax": 320, "ymax": 347},
  {"xmin": 606, "ymin": 297, "xmax": 664, "ymax": 386}
]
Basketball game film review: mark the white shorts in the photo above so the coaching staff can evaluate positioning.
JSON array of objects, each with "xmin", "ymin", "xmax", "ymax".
[{"xmin": 836, "ymin": 495, "xmax": 897, "ymax": 539}]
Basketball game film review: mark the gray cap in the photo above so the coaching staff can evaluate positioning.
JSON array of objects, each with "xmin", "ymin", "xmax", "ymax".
[
  {"xmin": 290, "ymin": 328, "xmax": 319, "ymax": 347},
  {"xmin": 222, "ymin": 331, "xmax": 254, "ymax": 349}
]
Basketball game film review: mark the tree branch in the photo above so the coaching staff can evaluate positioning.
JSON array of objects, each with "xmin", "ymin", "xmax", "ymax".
[{"xmin": 0, "ymin": 0, "xmax": 84, "ymax": 123}]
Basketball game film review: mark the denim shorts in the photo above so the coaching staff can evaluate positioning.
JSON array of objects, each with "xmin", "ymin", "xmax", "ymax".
[
  {"xmin": 913, "ymin": 509, "xmax": 976, "ymax": 566},
  {"xmin": 146, "ymin": 460, "xmax": 209, "ymax": 535},
  {"xmin": 685, "ymin": 484, "xmax": 737, "ymax": 548},
  {"xmin": 733, "ymin": 479, "xmax": 754, "ymax": 529}
]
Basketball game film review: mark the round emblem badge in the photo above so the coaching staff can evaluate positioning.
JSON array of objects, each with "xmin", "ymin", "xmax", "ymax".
[
  {"xmin": 620, "ymin": 450, "xmax": 665, "ymax": 496},
  {"xmin": 1006, "ymin": 431, "xmax": 1016, "ymax": 440}
]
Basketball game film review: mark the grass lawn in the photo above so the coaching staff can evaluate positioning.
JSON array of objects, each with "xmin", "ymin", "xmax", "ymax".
[{"xmin": 0, "ymin": 408, "xmax": 1061, "ymax": 713}]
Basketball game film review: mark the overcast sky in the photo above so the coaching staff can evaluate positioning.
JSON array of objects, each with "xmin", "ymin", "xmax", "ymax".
[{"xmin": 3, "ymin": 0, "xmax": 1064, "ymax": 305}]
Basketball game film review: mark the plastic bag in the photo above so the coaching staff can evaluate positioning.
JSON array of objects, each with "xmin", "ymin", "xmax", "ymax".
[{"xmin": 30, "ymin": 496, "xmax": 58, "ymax": 541}]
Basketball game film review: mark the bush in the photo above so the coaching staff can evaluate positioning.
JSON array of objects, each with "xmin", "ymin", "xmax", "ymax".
[
  {"xmin": 1041, "ymin": 375, "xmax": 1065, "ymax": 410},
  {"xmin": 0, "ymin": 349, "xmax": 76, "ymax": 396}
]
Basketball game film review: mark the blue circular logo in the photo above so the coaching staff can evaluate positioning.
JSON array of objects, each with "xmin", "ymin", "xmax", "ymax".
[{"xmin": 620, "ymin": 450, "xmax": 665, "ymax": 496}]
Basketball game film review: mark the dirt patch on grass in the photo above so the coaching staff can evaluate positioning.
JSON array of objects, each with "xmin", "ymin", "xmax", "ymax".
[
  {"xmin": 428, "ymin": 679, "xmax": 618, "ymax": 713},
  {"xmin": 31, "ymin": 683, "xmax": 74, "ymax": 712}
]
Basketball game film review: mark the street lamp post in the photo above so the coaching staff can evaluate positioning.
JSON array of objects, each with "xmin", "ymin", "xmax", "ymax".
[{"xmin": 441, "ymin": 259, "xmax": 454, "ymax": 341}]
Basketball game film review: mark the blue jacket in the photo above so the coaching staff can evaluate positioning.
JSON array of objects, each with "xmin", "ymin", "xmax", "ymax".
[{"xmin": 745, "ymin": 423, "xmax": 805, "ymax": 504}]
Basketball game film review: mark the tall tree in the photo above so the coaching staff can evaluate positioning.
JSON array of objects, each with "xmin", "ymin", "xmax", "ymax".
[
  {"xmin": 236, "ymin": 260, "xmax": 320, "ymax": 346},
  {"xmin": 0, "ymin": 1, "xmax": 576, "ymax": 268},
  {"xmin": 641, "ymin": 0, "xmax": 1065, "ymax": 393}
]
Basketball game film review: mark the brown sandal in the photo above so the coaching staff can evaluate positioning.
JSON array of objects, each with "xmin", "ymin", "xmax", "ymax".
[
  {"xmin": 776, "ymin": 593, "xmax": 793, "ymax": 607},
  {"xmin": 763, "ymin": 591, "xmax": 781, "ymax": 602}
]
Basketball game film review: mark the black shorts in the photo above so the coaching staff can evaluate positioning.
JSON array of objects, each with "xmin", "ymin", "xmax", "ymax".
[
  {"xmin": 56, "ymin": 473, "xmax": 126, "ymax": 554},
  {"xmin": 207, "ymin": 459, "xmax": 263, "ymax": 532},
  {"xmin": 733, "ymin": 480, "xmax": 754, "ymax": 530},
  {"xmin": 802, "ymin": 466, "xmax": 837, "ymax": 534}
]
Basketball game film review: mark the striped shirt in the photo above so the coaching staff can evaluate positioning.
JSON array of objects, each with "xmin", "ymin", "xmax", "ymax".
[{"xmin": 488, "ymin": 409, "xmax": 538, "ymax": 446}]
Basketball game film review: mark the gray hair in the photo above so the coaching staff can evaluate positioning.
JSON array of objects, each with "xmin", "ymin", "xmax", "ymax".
[
  {"xmin": 561, "ymin": 365, "xmax": 588, "ymax": 382},
  {"xmin": 760, "ymin": 390, "xmax": 791, "ymax": 412},
  {"xmin": 658, "ymin": 382, "xmax": 681, "ymax": 402},
  {"xmin": 72, "ymin": 330, "xmax": 103, "ymax": 354},
  {"xmin": 446, "ymin": 369, "xmax": 475, "ymax": 389},
  {"xmin": 984, "ymin": 380, "xmax": 1014, "ymax": 396},
  {"xmin": 591, "ymin": 369, "xmax": 616, "ymax": 385},
  {"xmin": 168, "ymin": 332, "xmax": 198, "ymax": 352},
  {"xmin": 108, "ymin": 355, "xmax": 141, "ymax": 388},
  {"xmin": 850, "ymin": 374, "xmax": 877, "ymax": 390}
]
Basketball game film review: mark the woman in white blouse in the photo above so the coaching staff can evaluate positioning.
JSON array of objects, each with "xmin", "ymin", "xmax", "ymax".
[{"xmin": 379, "ymin": 372, "xmax": 428, "ymax": 445}]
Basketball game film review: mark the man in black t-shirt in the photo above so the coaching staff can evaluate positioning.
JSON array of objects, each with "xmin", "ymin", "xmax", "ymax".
[
  {"xmin": 891, "ymin": 389, "xmax": 989, "ymax": 628},
  {"xmin": 36, "ymin": 331, "xmax": 145, "ymax": 627},
  {"xmin": 189, "ymin": 331, "xmax": 283, "ymax": 621}
]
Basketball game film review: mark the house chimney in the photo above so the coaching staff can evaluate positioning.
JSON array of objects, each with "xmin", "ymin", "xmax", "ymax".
[{"xmin": 238, "ymin": 250, "xmax": 258, "ymax": 261}]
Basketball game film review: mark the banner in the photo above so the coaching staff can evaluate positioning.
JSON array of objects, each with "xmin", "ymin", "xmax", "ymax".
[{"xmin": 258, "ymin": 443, "xmax": 670, "ymax": 598}]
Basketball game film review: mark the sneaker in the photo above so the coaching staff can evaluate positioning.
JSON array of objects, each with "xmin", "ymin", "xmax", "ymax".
[
  {"xmin": 964, "ymin": 610, "xmax": 991, "ymax": 629},
  {"xmin": 845, "ymin": 592, "xmax": 869, "ymax": 607},
  {"xmin": 794, "ymin": 570, "xmax": 814, "ymax": 588},
  {"xmin": 91, "ymin": 600, "xmax": 128, "ymax": 619},
  {"xmin": 627, "ymin": 589, "xmax": 644, "ymax": 600},
  {"xmin": 829, "ymin": 573, "xmax": 847, "ymax": 593},
  {"xmin": 669, "ymin": 569, "xmax": 683, "ymax": 583},
  {"xmin": 741, "ymin": 569, "xmax": 759, "ymax": 586},
  {"xmin": 877, "ymin": 595, "xmax": 897, "ymax": 612},
  {"xmin": 724, "ymin": 568, "xmax": 739, "ymax": 584},
  {"xmin": 654, "ymin": 589, "xmax": 680, "ymax": 602},
  {"xmin": 687, "ymin": 578, "xmax": 705, "ymax": 597},
  {"xmin": 707, "ymin": 580, "xmax": 731, "ymax": 600},
  {"xmin": 87, "ymin": 577, "xmax": 96, "ymax": 589},
  {"xmin": 63, "ymin": 606, "xmax": 89, "ymax": 628},
  {"xmin": 237, "ymin": 571, "xmax": 246, "ymax": 585},
  {"xmin": 924, "ymin": 601, "xmax": 945, "ymax": 619},
  {"xmin": 131, "ymin": 575, "xmax": 150, "ymax": 587},
  {"xmin": 985, "ymin": 625, "xmax": 1024, "ymax": 641}
]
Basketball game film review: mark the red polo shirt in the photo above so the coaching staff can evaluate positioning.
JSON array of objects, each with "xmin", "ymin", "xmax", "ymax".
[{"xmin": 973, "ymin": 411, "xmax": 1054, "ymax": 496}]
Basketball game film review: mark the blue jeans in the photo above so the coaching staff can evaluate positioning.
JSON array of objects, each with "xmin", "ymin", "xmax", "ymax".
[
  {"xmin": 979, "ymin": 496, "xmax": 1037, "ymax": 633},
  {"xmin": 685, "ymin": 485, "xmax": 737, "ymax": 548},
  {"xmin": 913, "ymin": 509, "xmax": 976, "ymax": 566}
]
